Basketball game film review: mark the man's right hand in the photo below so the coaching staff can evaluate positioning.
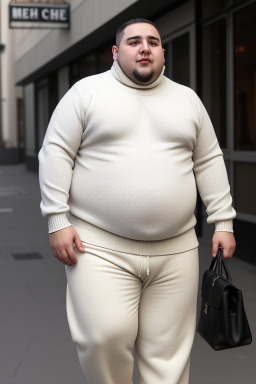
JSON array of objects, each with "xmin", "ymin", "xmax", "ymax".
[{"xmin": 49, "ymin": 226, "xmax": 85, "ymax": 266}]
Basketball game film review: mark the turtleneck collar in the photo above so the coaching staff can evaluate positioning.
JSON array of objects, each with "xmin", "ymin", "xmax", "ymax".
[{"xmin": 111, "ymin": 60, "xmax": 165, "ymax": 90}]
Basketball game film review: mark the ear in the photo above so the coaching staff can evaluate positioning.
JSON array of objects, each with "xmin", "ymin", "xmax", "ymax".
[{"xmin": 112, "ymin": 45, "xmax": 118, "ymax": 61}]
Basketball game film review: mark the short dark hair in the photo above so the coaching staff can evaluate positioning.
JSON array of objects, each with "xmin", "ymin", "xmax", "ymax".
[{"xmin": 115, "ymin": 18, "xmax": 161, "ymax": 47}]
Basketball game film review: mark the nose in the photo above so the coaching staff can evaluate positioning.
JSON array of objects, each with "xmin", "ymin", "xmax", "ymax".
[{"xmin": 140, "ymin": 40, "xmax": 150, "ymax": 54}]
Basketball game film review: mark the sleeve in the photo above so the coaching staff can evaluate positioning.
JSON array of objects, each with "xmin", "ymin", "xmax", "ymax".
[
  {"xmin": 38, "ymin": 85, "xmax": 87, "ymax": 233},
  {"xmin": 192, "ymin": 98, "xmax": 236, "ymax": 232}
]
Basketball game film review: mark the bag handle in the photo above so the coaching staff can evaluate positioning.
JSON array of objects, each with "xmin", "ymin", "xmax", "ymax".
[{"xmin": 209, "ymin": 248, "xmax": 233, "ymax": 283}]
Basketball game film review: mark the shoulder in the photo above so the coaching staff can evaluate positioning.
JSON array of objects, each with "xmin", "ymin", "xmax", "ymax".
[
  {"xmin": 55, "ymin": 71, "xmax": 110, "ymax": 113},
  {"xmin": 163, "ymin": 76, "xmax": 200, "ymax": 99},
  {"xmin": 74, "ymin": 71, "xmax": 111, "ymax": 94},
  {"xmin": 163, "ymin": 76, "xmax": 204, "ymax": 114},
  {"xmin": 58, "ymin": 70, "xmax": 111, "ymax": 109}
]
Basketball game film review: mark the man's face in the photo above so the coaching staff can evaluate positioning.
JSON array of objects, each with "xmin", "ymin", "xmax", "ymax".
[{"xmin": 112, "ymin": 23, "xmax": 165, "ymax": 85}]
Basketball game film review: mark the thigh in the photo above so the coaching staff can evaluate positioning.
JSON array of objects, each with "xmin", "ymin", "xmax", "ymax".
[
  {"xmin": 65, "ymin": 242, "xmax": 142, "ymax": 344},
  {"xmin": 135, "ymin": 248, "xmax": 199, "ymax": 384},
  {"xmin": 138, "ymin": 248, "xmax": 199, "ymax": 335}
]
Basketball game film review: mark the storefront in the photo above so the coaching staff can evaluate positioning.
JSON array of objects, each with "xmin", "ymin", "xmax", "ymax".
[
  {"xmin": 199, "ymin": 0, "xmax": 256, "ymax": 262},
  {"xmin": 14, "ymin": 0, "xmax": 256, "ymax": 262}
]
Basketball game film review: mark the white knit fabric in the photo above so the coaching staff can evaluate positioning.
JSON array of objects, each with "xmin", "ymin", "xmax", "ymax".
[{"xmin": 39, "ymin": 61, "xmax": 235, "ymax": 249}]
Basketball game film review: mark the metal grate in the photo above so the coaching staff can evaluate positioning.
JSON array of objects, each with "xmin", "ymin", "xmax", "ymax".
[{"xmin": 12, "ymin": 253, "xmax": 43, "ymax": 260}]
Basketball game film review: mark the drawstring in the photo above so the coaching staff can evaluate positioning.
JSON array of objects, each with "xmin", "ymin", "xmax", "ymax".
[
  {"xmin": 139, "ymin": 254, "xmax": 142, "ymax": 278},
  {"xmin": 138, "ymin": 254, "xmax": 150, "ymax": 278}
]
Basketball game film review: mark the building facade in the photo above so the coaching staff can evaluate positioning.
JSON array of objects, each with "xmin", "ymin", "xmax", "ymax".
[
  {"xmin": 6, "ymin": 0, "xmax": 256, "ymax": 262},
  {"xmin": 0, "ymin": 0, "xmax": 23, "ymax": 164}
]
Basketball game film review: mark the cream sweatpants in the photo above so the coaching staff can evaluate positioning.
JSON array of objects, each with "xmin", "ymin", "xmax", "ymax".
[{"xmin": 65, "ymin": 242, "xmax": 199, "ymax": 384}]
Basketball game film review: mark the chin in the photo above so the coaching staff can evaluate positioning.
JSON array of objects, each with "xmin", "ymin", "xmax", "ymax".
[{"xmin": 132, "ymin": 69, "xmax": 155, "ymax": 84}]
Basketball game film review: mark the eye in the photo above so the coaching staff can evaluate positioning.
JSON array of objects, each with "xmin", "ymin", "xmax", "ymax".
[
  {"xmin": 149, "ymin": 41, "xmax": 158, "ymax": 46},
  {"xmin": 130, "ymin": 41, "xmax": 139, "ymax": 46}
]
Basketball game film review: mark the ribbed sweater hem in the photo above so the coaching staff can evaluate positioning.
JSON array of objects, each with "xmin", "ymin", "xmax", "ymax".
[{"xmin": 67, "ymin": 213, "xmax": 199, "ymax": 256}]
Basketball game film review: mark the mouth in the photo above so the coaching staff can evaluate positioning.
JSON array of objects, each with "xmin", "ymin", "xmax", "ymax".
[{"xmin": 138, "ymin": 58, "xmax": 151, "ymax": 64}]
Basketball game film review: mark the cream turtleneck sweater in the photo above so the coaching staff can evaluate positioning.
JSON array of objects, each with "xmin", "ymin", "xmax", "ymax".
[{"xmin": 38, "ymin": 61, "xmax": 236, "ymax": 255}]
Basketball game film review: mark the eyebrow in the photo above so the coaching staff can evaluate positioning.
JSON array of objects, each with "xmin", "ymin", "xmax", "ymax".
[{"xmin": 126, "ymin": 35, "xmax": 160, "ymax": 42}]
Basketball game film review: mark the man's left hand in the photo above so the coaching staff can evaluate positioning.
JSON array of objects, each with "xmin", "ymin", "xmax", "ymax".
[{"xmin": 212, "ymin": 231, "xmax": 236, "ymax": 259}]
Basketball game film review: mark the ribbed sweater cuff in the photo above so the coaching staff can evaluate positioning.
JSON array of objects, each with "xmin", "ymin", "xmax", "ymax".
[
  {"xmin": 215, "ymin": 220, "xmax": 233, "ymax": 233},
  {"xmin": 47, "ymin": 213, "xmax": 72, "ymax": 234}
]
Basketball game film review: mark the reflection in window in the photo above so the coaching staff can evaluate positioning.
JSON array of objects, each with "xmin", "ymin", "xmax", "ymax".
[
  {"xmin": 202, "ymin": 19, "xmax": 227, "ymax": 147},
  {"xmin": 234, "ymin": 162, "xmax": 256, "ymax": 215},
  {"xmin": 201, "ymin": 0, "xmax": 227, "ymax": 19},
  {"xmin": 234, "ymin": 2, "xmax": 256, "ymax": 151}
]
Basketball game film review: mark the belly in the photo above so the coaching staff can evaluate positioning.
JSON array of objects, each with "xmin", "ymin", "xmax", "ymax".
[{"xmin": 69, "ymin": 152, "xmax": 197, "ymax": 240}]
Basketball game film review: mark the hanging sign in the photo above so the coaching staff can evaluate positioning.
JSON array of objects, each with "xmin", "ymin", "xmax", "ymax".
[{"xmin": 9, "ymin": 1, "xmax": 70, "ymax": 29}]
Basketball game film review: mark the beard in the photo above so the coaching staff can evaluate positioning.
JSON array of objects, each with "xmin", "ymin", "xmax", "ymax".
[{"xmin": 132, "ymin": 69, "xmax": 155, "ymax": 84}]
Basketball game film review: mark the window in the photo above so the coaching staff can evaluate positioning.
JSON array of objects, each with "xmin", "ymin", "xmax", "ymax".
[
  {"xmin": 70, "ymin": 54, "xmax": 97, "ymax": 87},
  {"xmin": 69, "ymin": 42, "xmax": 113, "ymax": 87},
  {"xmin": 234, "ymin": 2, "xmax": 256, "ymax": 151},
  {"xmin": 17, "ymin": 98, "xmax": 25, "ymax": 162},
  {"xmin": 48, "ymin": 72, "xmax": 58, "ymax": 116},
  {"xmin": 36, "ymin": 78, "xmax": 49, "ymax": 150},
  {"xmin": 172, "ymin": 33, "xmax": 190, "ymax": 86},
  {"xmin": 36, "ymin": 72, "xmax": 58, "ymax": 150},
  {"xmin": 234, "ymin": 162, "xmax": 256, "ymax": 215},
  {"xmin": 202, "ymin": 19, "xmax": 227, "ymax": 147},
  {"xmin": 98, "ymin": 43, "xmax": 114, "ymax": 73},
  {"xmin": 201, "ymin": 0, "xmax": 227, "ymax": 19},
  {"xmin": 163, "ymin": 32, "xmax": 190, "ymax": 87}
]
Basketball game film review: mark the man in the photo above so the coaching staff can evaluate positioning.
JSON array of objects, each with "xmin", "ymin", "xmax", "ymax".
[{"xmin": 39, "ymin": 19, "xmax": 236, "ymax": 384}]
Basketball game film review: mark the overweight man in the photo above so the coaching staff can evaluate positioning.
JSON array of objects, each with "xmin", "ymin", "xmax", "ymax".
[{"xmin": 39, "ymin": 18, "xmax": 236, "ymax": 384}]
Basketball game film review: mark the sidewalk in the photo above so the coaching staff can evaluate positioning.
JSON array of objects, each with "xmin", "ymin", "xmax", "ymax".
[{"xmin": 0, "ymin": 164, "xmax": 255, "ymax": 384}]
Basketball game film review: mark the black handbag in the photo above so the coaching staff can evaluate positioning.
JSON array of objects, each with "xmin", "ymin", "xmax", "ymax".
[{"xmin": 197, "ymin": 248, "xmax": 252, "ymax": 351}]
